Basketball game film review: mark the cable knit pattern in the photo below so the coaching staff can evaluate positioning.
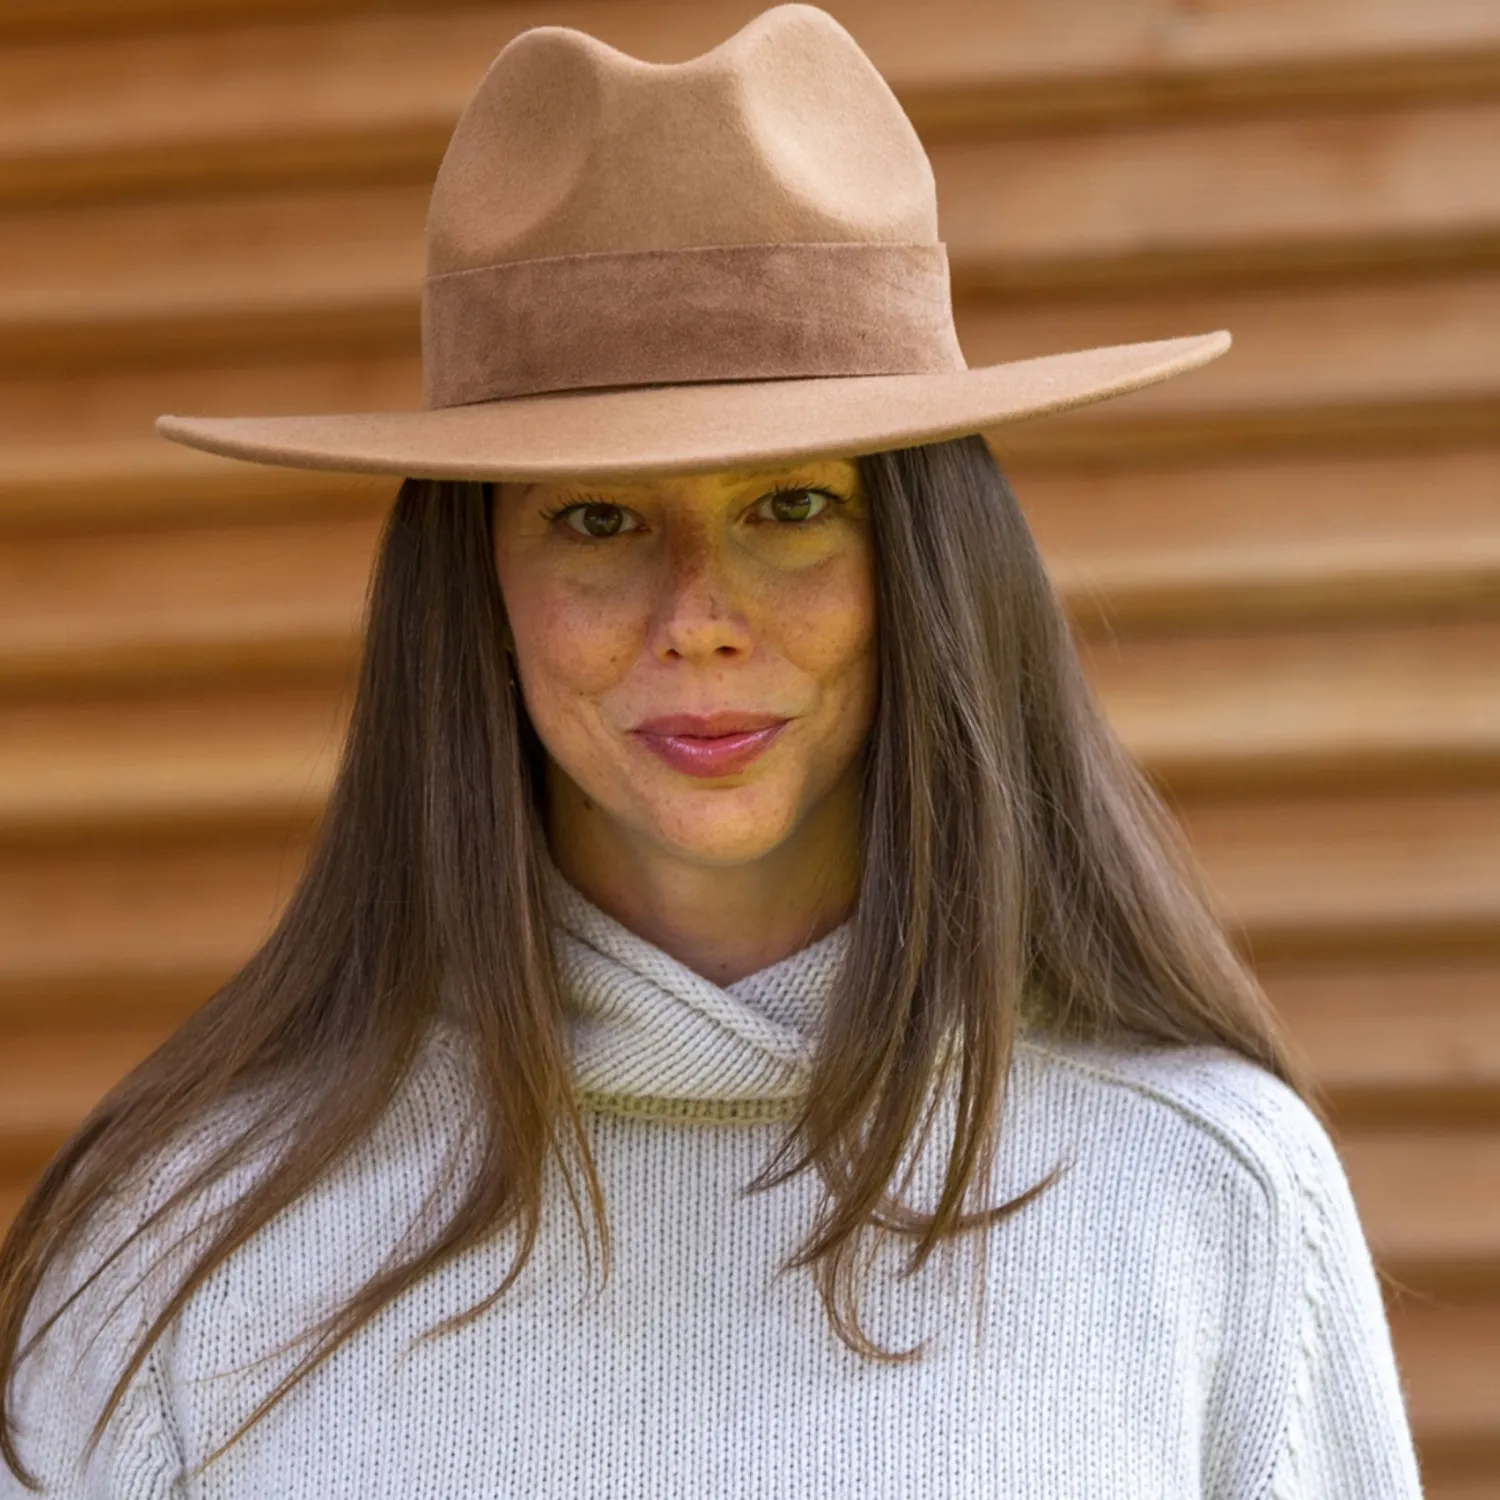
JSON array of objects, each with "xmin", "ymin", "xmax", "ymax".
[
  {"xmin": 1264, "ymin": 1093, "xmax": 1423, "ymax": 1499},
  {"xmin": 4, "ymin": 876, "xmax": 1425, "ymax": 1498}
]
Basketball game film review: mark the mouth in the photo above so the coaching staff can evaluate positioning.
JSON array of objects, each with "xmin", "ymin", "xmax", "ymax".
[{"xmin": 630, "ymin": 712, "xmax": 790, "ymax": 779}]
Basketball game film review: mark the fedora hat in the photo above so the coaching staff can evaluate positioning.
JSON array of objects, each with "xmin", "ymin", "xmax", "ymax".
[{"xmin": 155, "ymin": 3, "xmax": 1230, "ymax": 483}]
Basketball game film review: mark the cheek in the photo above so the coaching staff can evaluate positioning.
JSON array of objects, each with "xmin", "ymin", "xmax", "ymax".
[
  {"xmin": 764, "ymin": 550, "xmax": 879, "ymax": 695},
  {"xmin": 504, "ymin": 570, "xmax": 642, "ymax": 701}
]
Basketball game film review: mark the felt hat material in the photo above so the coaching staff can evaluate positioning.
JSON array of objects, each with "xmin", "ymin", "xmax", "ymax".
[{"xmin": 155, "ymin": 3, "xmax": 1230, "ymax": 482}]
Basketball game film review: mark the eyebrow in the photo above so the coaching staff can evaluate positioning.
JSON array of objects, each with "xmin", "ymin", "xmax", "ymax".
[{"xmin": 531, "ymin": 464, "xmax": 851, "ymax": 497}]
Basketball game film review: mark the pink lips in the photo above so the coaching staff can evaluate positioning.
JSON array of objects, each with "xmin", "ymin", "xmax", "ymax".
[{"xmin": 631, "ymin": 712, "xmax": 789, "ymax": 779}]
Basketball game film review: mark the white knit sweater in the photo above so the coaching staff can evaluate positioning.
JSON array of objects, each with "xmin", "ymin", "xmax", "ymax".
[{"xmin": 6, "ymin": 871, "xmax": 1425, "ymax": 1498}]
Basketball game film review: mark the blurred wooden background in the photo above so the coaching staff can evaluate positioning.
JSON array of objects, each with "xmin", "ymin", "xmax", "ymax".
[{"xmin": 1, "ymin": 0, "xmax": 1498, "ymax": 1490}]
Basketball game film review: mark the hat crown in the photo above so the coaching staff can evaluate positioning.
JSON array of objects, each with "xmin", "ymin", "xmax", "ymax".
[{"xmin": 426, "ymin": 4, "xmax": 939, "ymax": 275}]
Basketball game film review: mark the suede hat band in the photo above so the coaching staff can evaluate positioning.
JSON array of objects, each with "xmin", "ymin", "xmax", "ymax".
[{"xmin": 421, "ymin": 243, "xmax": 965, "ymax": 407}]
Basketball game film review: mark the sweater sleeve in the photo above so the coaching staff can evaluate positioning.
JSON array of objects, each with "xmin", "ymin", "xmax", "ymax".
[
  {"xmin": 1266, "ymin": 1109, "xmax": 1425, "ymax": 1499},
  {"xmin": 1, "ymin": 1189, "xmax": 186, "ymax": 1500}
]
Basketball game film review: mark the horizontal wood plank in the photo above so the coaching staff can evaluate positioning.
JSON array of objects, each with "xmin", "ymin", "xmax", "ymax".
[
  {"xmin": 968, "ymin": 271, "xmax": 1500, "ymax": 421},
  {"xmin": 0, "ymin": 352, "xmax": 423, "ymax": 450},
  {"xmin": 7, "ymin": 97, "xmax": 1499, "ymax": 359},
  {"xmin": 1029, "ymin": 447, "xmax": 1500, "ymax": 629},
  {"xmin": 939, "ymin": 98, "xmax": 1500, "ymax": 291},
  {"xmin": 0, "ymin": 683, "xmax": 345, "ymax": 837},
  {"xmin": 4, "ymin": 269, "xmax": 1498, "ymax": 463},
  {"xmin": 0, "ymin": 513, "xmax": 378, "ymax": 683},
  {"xmin": 1020, "ymin": 449, "xmax": 1500, "ymax": 590},
  {"xmin": 0, "ymin": 439, "xmax": 397, "ymax": 532},
  {"xmin": 0, "ymin": 1023, "xmax": 168, "ymax": 1175},
  {"xmin": 1057, "ymin": 533, "xmax": 1500, "ymax": 636},
  {"xmin": 3, "ymin": 0, "xmax": 1499, "ymax": 198},
  {"xmin": 1263, "ymin": 954, "xmax": 1500, "ymax": 1106},
  {"xmin": 0, "ymin": 832, "xmax": 313, "ymax": 986},
  {"xmin": 1086, "ymin": 617, "xmax": 1500, "ymax": 791},
  {"xmin": 1177, "ymin": 786, "xmax": 1500, "ymax": 955},
  {"xmin": 0, "ymin": 969, "xmax": 217, "ymax": 1033},
  {"xmin": 1390, "ymin": 1296, "xmax": 1500, "ymax": 1449},
  {"xmin": 1342, "ymin": 1126, "xmax": 1500, "ymax": 1273}
]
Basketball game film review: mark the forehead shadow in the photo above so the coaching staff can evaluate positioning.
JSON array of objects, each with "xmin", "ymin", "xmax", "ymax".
[{"xmin": 520, "ymin": 458, "xmax": 863, "ymax": 499}]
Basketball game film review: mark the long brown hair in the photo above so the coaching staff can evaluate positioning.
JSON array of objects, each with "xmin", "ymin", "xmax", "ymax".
[{"xmin": 0, "ymin": 434, "xmax": 1318, "ymax": 1488}]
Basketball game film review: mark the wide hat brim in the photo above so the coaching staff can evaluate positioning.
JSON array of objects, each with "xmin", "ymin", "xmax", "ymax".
[{"xmin": 156, "ymin": 331, "xmax": 1228, "ymax": 484}]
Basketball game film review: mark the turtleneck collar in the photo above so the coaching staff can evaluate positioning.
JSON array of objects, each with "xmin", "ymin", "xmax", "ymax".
[{"xmin": 544, "ymin": 859, "xmax": 853, "ymax": 1123}]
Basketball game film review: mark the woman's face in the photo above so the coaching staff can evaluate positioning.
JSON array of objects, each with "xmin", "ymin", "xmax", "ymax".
[{"xmin": 492, "ymin": 458, "xmax": 878, "ymax": 868}]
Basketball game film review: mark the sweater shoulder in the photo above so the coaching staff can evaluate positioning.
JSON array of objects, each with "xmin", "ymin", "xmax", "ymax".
[
  {"xmin": 1012, "ymin": 1030, "xmax": 1338, "ymax": 1219},
  {"xmin": 1008, "ymin": 1036, "xmax": 1422, "ymax": 1499}
]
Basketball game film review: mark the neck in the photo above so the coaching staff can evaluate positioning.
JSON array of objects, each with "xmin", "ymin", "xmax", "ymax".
[{"xmin": 544, "ymin": 764, "xmax": 861, "ymax": 987}]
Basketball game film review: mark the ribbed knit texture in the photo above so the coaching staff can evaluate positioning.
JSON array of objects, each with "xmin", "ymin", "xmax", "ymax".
[
  {"xmin": 5, "ymin": 872, "xmax": 1425, "ymax": 1498},
  {"xmin": 551, "ymin": 859, "xmax": 849, "ymax": 1121}
]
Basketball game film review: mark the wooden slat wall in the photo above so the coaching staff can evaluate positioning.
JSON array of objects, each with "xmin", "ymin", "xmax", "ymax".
[{"xmin": 1, "ymin": 1, "xmax": 1497, "ymax": 1489}]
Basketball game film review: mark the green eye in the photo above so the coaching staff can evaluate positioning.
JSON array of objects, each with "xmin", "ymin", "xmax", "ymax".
[{"xmin": 762, "ymin": 488, "xmax": 832, "ymax": 523}]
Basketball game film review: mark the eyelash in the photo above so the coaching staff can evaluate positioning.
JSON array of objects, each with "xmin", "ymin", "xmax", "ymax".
[{"xmin": 538, "ymin": 485, "xmax": 847, "ymax": 536}]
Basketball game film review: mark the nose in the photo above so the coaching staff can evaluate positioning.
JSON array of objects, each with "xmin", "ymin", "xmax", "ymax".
[{"xmin": 648, "ymin": 519, "xmax": 754, "ymax": 664}]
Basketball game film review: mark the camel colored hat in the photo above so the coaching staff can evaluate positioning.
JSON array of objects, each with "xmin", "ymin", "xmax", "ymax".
[{"xmin": 156, "ymin": 3, "xmax": 1230, "ymax": 483}]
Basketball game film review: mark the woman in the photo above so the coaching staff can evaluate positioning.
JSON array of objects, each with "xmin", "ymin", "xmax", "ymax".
[{"xmin": 0, "ymin": 5, "xmax": 1422, "ymax": 1497}]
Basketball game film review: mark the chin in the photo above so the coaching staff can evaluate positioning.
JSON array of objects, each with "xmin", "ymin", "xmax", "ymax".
[{"xmin": 635, "ymin": 786, "xmax": 806, "ymax": 868}]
